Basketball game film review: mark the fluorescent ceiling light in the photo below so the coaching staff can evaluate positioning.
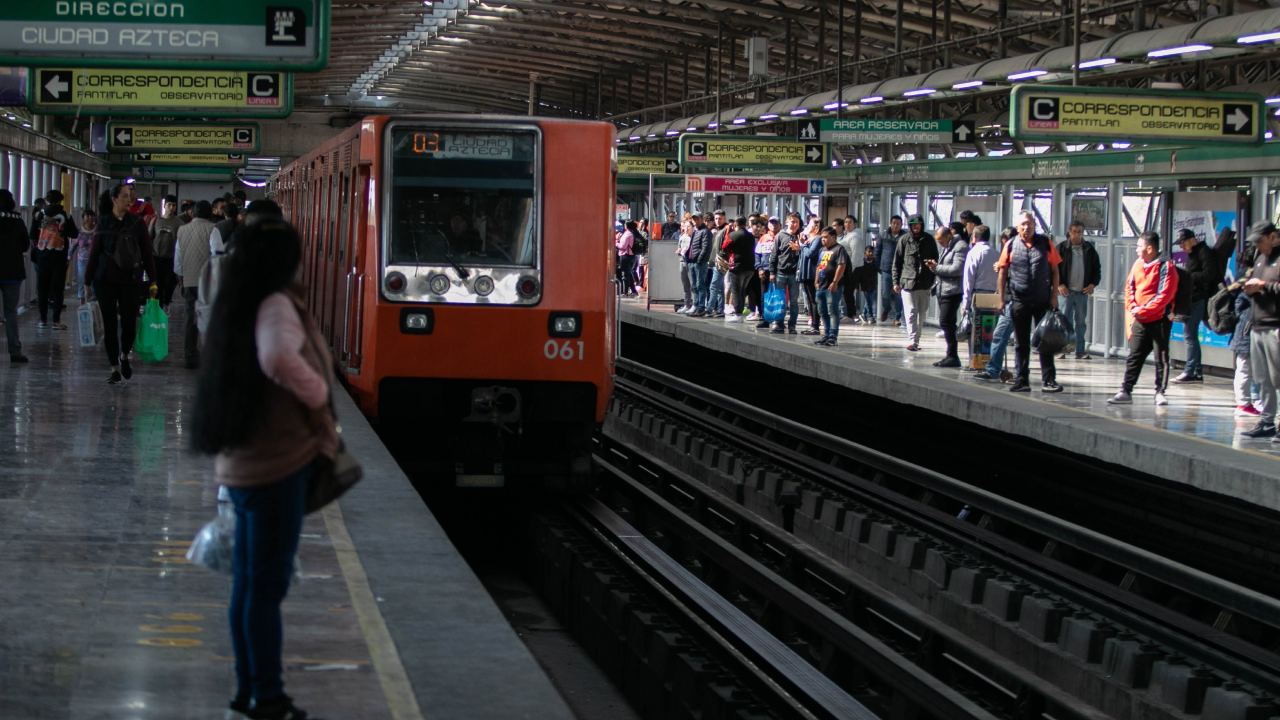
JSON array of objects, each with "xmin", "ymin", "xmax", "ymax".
[
  {"xmin": 665, "ymin": 130, "xmax": 680, "ymax": 136},
  {"xmin": 1007, "ymin": 69, "xmax": 1047, "ymax": 81},
  {"xmin": 1239, "ymin": 31, "xmax": 1280, "ymax": 44},
  {"xmin": 1147, "ymin": 44, "xmax": 1213, "ymax": 58},
  {"xmin": 1112, "ymin": 142, "xmax": 1132, "ymax": 149},
  {"xmin": 759, "ymin": 113, "xmax": 779, "ymax": 120},
  {"xmin": 686, "ymin": 126, "xmax": 699, "ymax": 131},
  {"xmin": 1076, "ymin": 57, "xmax": 1117, "ymax": 69},
  {"xmin": 731, "ymin": 117, "xmax": 747, "ymax": 124},
  {"xmin": 707, "ymin": 122, "xmax": 719, "ymax": 128},
  {"xmin": 859, "ymin": 95, "xmax": 883, "ymax": 104},
  {"xmin": 1266, "ymin": 97, "xmax": 1280, "ymax": 105},
  {"xmin": 646, "ymin": 133, "xmax": 657, "ymax": 138},
  {"xmin": 903, "ymin": 88, "xmax": 935, "ymax": 97},
  {"xmin": 628, "ymin": 136, "xmax": 641, "ymax": 141},
  {"xmin": 789, "ymin": 108, "xmax": 810, "ymax": 115},
  {"xmin": 951, "ymin": 80, "xmax": 983, "ymax": 90}
]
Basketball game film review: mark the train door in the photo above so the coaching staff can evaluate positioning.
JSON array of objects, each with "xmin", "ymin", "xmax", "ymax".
[
  {"xmin": 330, "ymin": 154, "xmax": 352, "ymax": 356},
  {"xmin": 1170, "ymin": 184, "xmax": 1249, "ymax": 372},
  {"xmin": 321, "ymin": 162, "xmax": 337, "ymax": 340},
  {"xmin": 343, "ymin": 165, "xmax": 370, "ymax": 372}
]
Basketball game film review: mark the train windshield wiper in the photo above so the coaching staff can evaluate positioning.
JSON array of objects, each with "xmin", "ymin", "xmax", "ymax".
[{"xmin": 445, "ymin": 252, "xmax": 471, "ymax": 280}]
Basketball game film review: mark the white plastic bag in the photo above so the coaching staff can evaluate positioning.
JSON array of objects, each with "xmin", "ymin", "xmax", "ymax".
[
  {"xmin": 187, "ymin": 504, "xmax": 235, "ymax": 574},
  {"xmin": 77, "ymin": 301, "xmax": 102, "ymax": 347}
]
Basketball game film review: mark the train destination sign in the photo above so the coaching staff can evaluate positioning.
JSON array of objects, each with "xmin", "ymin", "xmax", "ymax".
[
  {"xmin": 679, "ymin": 134, "xmax": 827, "ymax": 170},
  {"xmin": 1010, "ymin": 85, "xmax": 1265, "ymax": 145},
  {"xmin": 0, "ymin": 0, "xmax": 329, "ymax": 71},
  {"xmin": 819, "ymin": 118, "xmax": 976, "ymax": 145},
  {"xmin": 617, "ymin": 155, "xmax": 679, "ymax": 175},
  {"xmin": 107, "ymin": 122, "xmax": 261, "ymax": 153},
  {"xmin": 127, "ymin": 152, "xmax": 247, "ymax": 167},
  {"xmin": 29, "ymin": 68, "xmax": 292, "ymax": 117},
  {"xmin": 684, "ymin": 175, "xmax": 826, "ymax": 196}
]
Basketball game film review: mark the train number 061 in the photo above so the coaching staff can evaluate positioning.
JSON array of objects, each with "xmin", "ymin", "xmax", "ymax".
[{"xmin": 543, "ymin": 339, "xmax": 585, "ymax": 361}]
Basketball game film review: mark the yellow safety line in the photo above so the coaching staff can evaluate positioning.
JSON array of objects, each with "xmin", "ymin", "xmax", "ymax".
[{"xmin": 322, "ymin": 501, "xmax": 426, "ymax": 720}]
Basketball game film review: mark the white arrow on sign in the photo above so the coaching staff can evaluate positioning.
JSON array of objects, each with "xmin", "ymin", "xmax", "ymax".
[
  {"xmin": 954, "ymin": 124, "xmax": 972, "ymax": 141},
  {"xmin": 1227, "ymin": 107, "xmax": 1250, "ymax": 132},
  {"xmin": 44, "ymin": 74, "xmax": 69, "ymax": 99},
  {"xmin": 806, "ymin": 145, "xmax": 822, "ymax": 161},
  {"xmin": 115, "ymin": 129, "xmax": 132, "ymax": 145},
  {"xmin": 665, "ymin": 159, "xmax": 679, "ymax": 173}
]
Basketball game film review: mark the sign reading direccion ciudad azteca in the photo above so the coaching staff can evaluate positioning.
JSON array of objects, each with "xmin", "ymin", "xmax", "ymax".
[{"xmin": 0, "ymin": 0, "xmax": 329, "ymax": 71}]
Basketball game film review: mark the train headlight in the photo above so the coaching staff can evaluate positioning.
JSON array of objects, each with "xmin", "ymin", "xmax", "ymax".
[
  {"xmin": 385, "ymin": 271, "xmax": 407, "ymax": 294},
  {"xmin": 473, "ymin": 275, "xmax": 495, "ymax": 297},
  {"xmin": 400, "ymin": 308, "xmax": 434, "ymax": 334},
  {"xmin": 517, "ymin": 276, "xmax": 540, "ymax": 299},
  {"xmin": 428, "ymin": 273, "xmax": 451, "ymax": 296},
  {"xmin": 548, "ymin": 312, "xmax": 582, "ymax": 338}
]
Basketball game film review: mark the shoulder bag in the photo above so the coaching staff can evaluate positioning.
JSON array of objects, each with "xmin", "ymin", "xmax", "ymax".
[{"xmin": 293, "ymin": 301, "xmax": 363, "ymax": 514}]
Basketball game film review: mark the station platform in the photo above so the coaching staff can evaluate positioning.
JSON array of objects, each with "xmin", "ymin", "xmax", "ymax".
[
  {"xmin": 622, "ymin": 301, "xmax": 1280, "ymax": 514},
  {"xmin": 0, "ymin": 307, "xmax": 573, "ymax": 720}
]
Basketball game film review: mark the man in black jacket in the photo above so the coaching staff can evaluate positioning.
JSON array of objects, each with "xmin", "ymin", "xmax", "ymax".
[
  {"xmin": 725, "ymin": 217, "xmax": 757, "ymax": 323},
  {"xmin": 1173, "ymin": 227, "xmax": 1220, "ymax": 383},
  {"xmin": 29, "ymin": 189, "xmax": 78, "ymax": 329},
  {"xmin": 768, "ymin": 212, "xmax": 803, "ymax": 334},
  {"xmin": 1055, "ymin": 221, "xmax": 1102, "ymax": 359},
  {"xmin": 0, "ymin": 189, "xmax": 29, "ymax": 363},
  {"xmin": 891, "ymin": 214, "xmax": 937, "ymax": 351}
]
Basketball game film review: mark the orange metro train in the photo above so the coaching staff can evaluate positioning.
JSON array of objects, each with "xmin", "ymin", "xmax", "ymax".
[{"xmin": 270, "ymin": 115, "xmax": 618, "ymax": 488}]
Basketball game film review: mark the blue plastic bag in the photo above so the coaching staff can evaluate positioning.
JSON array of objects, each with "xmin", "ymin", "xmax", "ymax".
[{"xmin": 763, "ymin": 283, "xmax": 784, "ymax": 323}]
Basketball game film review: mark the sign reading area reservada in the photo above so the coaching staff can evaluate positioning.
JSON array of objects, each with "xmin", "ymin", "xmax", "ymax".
[
  {"xmin": 679, "ymin": 134, "xmax": 827, "ymax": 170},
  {"xmin": 29, "ymin": 68, "xmax": 292, "ymax": 117},
  {"xmin": 107, "ymin": 122, "xmax": 260, "ymax": 153},
  {"xmin": 0, "ymin": 0, "xmax": 329, "ymax": 71},
  {"xmin": 1010, "ymin": 85, "xmax": 1265, "ymax": 145}
]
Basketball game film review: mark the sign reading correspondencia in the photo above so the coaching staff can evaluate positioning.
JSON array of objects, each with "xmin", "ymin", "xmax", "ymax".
[
  {"xmin": 617, "ymin": 155, "xmax": 679, "ymax": 175},
  {"xmin": 108, "ymin": 122, "xmax": 260, "ymax": 153},
  {"xmin": 1010, "ymin": 85, "xmax": 1264, "ymax": 145},
  {"xmin": 680, "ymin": 134, "xmax": 827, "ymax": 169},
  {"xmin": 0, "ymin": 0, "xmax": 328, "ymax": 71},
  {"xmin": 30, "ymin": 68, "xmax": 291, "ymax": 117}
]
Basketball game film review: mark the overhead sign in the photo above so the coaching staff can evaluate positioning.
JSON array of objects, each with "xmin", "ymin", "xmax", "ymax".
[
  {"xmin": 796, "ymin": 118, "xmax": 820, "ymax": 142},
  {"xmin": 127, "ymin": 152, "xmax": 246, "ymax": 167},
  {"xmin": 0, "ymin": 0, "xmax": 329, "ymax": 71},
  {"xmin": 111, "ymin": 163, "xmax": 236, "ymax": 181},
  {"xmin": 821, "ymin": 118, "xmax": 969, "ymax": 145},
  {"xmin": 679, "ymin": 134, "xmax": 827, "ymax": 170},
  {"xmin": 107, "ymin": 122, "xmax": 260, "ymax": 153},
  {"xmin": 29, "ymin": 68, "xmax": 291, "ymax": 117},
  {"xmin": 617, "ymin": 155, "xmax": 679, "ymax": 175},
  {"xmin": 685, "ymin": 175, "xmax": 825, "ymax": 196},
  {"xmin": 1010, "ymin": 85, "xmax": 1265, "ymax": 145}
]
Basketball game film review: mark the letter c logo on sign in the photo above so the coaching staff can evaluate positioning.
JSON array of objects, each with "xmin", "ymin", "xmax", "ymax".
[
  {"xmin": 1031, "ymin": 97, "xmax": 1059, "ymax": 122},
  {"xmin": 250, "ymin": 73, "xmax": 278, "ymax": 98}
]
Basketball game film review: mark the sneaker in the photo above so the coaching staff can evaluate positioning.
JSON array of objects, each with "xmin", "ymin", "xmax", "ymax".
[
  {"xmin": 52, "ymin": 322, "xmax": 67, "ymax": 330},
  {"xmin": 1009, "ymin": 380, "xmax": 1031, "ymax": 392},
  {"xmin": 813, "ymin": 337, "xmax": 829, "ymax": 345},
  {"xmin": 1076, "ymin": 353, "xmax": 1092, "ymax": 360},
  {"xmin": 1057, "ymin": 351, "xmax": 1070, "ymax": 360},
  {"xmin": 746, "ymin": 312, "xmax": 761, "ymax": 321},
  {"xmin": 894, "ymin": 320, "xmax": 902, "ymax": 327},
  {"xmin": 35, "ymin": 321, "xmax": 49, "ymax": 329},
  {"xmin": 1171, "ymin": 372, "xmax": 1202, "ymax": 384},
  {"xmin": 724, "ymin": 314, "xmax": 743, "ymax": 324},
  {"xmin": 1236, "ymin": 403, "xmax": 1261, "ymax": 417},
  {"xmin": 935, "ymin": 330, "xmax": 945, "ymax": 338},
  {"xmin": 1107, "ymin": 390, "xmax": 1132, "ymax": 404},
  {"xmin": 769, "ymin": 326, "xmax": 785, "ymax": 334},
  {"xmin": 10, "ymin": 354, "xmax": 28, "ymax": 364},
  {"xmin": 787, "ymin": 327, "xmax": 797, "ymax": 335},
  {"xmin": 932, "ymin": 357, "xmax": 961, "ymax": 368},
  {"xmin": 1154, "ymin": 392, "xmax": 1168, "ymax": 406},
  {"xmin": 675, "ymin": 306, "xmax": 688, "ymax": 314},
  {"xmin": 1042, "ymin": 380, "xmax": 1063, "ymax": 393},
  {"xmin": 755, "ymin": 321, "xmax": 770, "ymax": 329},
  {"xmin": 824, "ymin": 339, "xmax": 838, "ymax": 347},
  {"xmin": 1241, "ymin": 422, "xmax": 1276, "ymax": 438},
  {"xmin": 801, "ymin": 328, "xmax": 821, "ymax": 335},
  {"xmin": 689, "ymin": 309, "xmax": 705, "ymax": 317},
  {"xmin": 121, "ymin": 357, "xmax": 133, "ymax": 380},
  {"xmin": 972, "ymin": 371, "xmax": 999, "ymax": 382},
  {"xmin": 107, "ymin": 371, "xmax": 123, "ymax": 385},
  {"xmin": 905, "ymin": 344, "xmax": 920, "ymax": 352}
]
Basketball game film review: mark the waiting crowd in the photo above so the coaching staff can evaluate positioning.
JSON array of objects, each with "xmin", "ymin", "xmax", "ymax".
[{"xmin": 622, "ymin": 207, "xmax": 1280, "ymax": 441}]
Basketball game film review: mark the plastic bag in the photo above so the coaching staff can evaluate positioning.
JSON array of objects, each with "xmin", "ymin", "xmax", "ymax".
[
  {"xmin": 77, "ymin": 301, "xmax": 103, "ymax": 347},
  {"xmin": 1031, "ymin": 308, "xmax": 1071, "ymax": 355},
  {"xmin": 762, "ymin": 283, "xmax": 785, "ymax": 323},
  {"xmin": 187, "ymin": 504, "xmax": 235, "ymax": 574},
  {"xmin": 134, "ymin": 298, "xmax": 169, "ymax": 363}
]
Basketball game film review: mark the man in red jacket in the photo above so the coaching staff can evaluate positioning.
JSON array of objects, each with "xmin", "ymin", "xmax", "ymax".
[{"xmin": 1108, "ymin": 231, "xmax": 1179, "ymax": 406}]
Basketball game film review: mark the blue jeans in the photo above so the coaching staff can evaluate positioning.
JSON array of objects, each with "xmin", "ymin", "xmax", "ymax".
[
  {"xmin": 1062, "ymin": 291, "xmax": 1090, "ymax": 357},
  {"xmin": 816, "ymin": 287, "xmax": 842, "ymax": 340},
  {"xmin": 688, "ymin": 261, "xmax": 708, "ymax": 310},
  {"xmin": 773, "ymin": 273, "xmax": 799, "ymax": 328},
  {"xmin": 859, "ymin": 289, "xmax": 876, "ymax": 319},
  {"xmin": 706, "ymin": 266, "xmax": 726, "ymax": 313},
  {"xmin": 228, "ymin": 461, "xmax": 311, "ymax": 704},
  {"xmin": 1184, "ymin": 297, "xmax": 1207, "ymax": 376},
  {"xmin": 878, "ymin": 271, "xmax": 902, "ymax": 321},
  {"xmin": 984, "ymin": 303, "xmax": 1015, "ymax": 376}
]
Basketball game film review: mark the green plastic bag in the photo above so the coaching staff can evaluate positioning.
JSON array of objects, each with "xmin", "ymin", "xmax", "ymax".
[{"xmin": 135, "ymin": 298, "xmax": 169, "ymax": 363}]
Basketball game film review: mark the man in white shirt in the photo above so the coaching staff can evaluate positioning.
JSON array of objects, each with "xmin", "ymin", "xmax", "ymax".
[{"xmin": 839, "ymin": 216, "xmax": 865, "ymax": 320}]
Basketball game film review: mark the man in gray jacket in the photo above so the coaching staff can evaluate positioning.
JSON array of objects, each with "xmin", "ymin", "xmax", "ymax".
[
  {"xmin": 768, "ymin": 212, "xmax": 803, "ymax": 333},
  {"xmin": 892, "ymin": 214, "xmax": 938, "ymax": 351},
  {"xmin": 174, "ymin": 201, "xmax": 215, "ymax": 368},
  {"xmin": 927, "ymin": 226, "xmax": 968, "ymax": 366}
]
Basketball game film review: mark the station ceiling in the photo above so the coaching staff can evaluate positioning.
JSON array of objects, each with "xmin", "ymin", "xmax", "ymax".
[{"xmin": 298, "ymin": 0, "xmax": 1264, "ymax": 122}]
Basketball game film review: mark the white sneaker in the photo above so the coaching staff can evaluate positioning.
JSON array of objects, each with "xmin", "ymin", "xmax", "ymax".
[
  {"xmin": 935, "ymin": 330, "xmax": 945, "ymax": 338},
  {"xmin": 1154, "ymin": 392, "xmax": 1168, "ymax": 407},
  {"xmin": 675, "ymin": 306, "xmax": 688, "ymax": 314},
  {"xmin": 725, "ymin": 314, "xmax": 743, "ymax": 323},
  {"xmin": 1107, "ymin": 390, "xmax": 1132, "ymax": 404},
  {"xmin": 217, "ymin": 485, "xmax": 230, "ymax": 503}
]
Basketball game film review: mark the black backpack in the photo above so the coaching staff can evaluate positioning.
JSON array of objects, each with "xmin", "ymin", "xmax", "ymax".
[
  {"xmin": 1170, "ymin": 265, "xmax": 1193, "ymax": 320},
  {"xmin": 110, "ymin": 217, "xmax": 142, "ymax": 274},
  {"xmin": 1207, "ymin": 284, "xmax": 1239, "ymax": 335},
  {"xmin": 631, "ymin": 229, "xmax": 648, "ymax": 256}
]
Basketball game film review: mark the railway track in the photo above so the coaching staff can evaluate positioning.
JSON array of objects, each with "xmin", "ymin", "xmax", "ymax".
[{"xmin": 596, "ymin": 358, "xmax": 1280, "ymax": 719}]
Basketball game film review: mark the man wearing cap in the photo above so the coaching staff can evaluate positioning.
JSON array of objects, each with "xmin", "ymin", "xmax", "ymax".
[
  {"xmin": 1056, "ymin": 221, "xmax": 1102, "ymax": 359},
  {"xmin": 1172, "ymin": 226, "xmax": 1220, "ymax": 383},
  {"xmin": 891, "ymin": 214, "xmax": 938, "ymax": 351},
  {"xmin": 1241, "ymin": 220, "xmax": 1280, "ymax": 439},
  {"xmin": 996, "ymin": 211, "xmax": 1063, "ymax": 393}
]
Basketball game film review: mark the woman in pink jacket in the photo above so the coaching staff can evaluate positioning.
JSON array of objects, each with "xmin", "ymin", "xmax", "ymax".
[{"xmin": 191, "ymin": 220, "xmax": 336, "ymax": 720}]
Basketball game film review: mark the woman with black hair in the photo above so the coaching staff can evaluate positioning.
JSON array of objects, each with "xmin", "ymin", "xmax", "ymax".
[
  {"xmin": 191, "ymin": 220, "xmax": 336, "ymax": 720},
  {"xmin": 0, "ymin": 189, "xmax": 29, "ymax": 363},
  {"xmin": 84, "ymin": 183, "xmax": 156, "ymax": 384}
]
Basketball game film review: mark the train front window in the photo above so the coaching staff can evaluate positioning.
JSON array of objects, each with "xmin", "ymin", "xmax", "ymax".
[{"xmin": 388, "ymin": 128, "xmax": 538, "ymax": 267}]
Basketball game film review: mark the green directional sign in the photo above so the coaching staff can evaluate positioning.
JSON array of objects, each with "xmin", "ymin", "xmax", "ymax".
[
  {"xmin": 111, "ymin": 164, "xmax": 236, "ymax": 181},
  {"xmin": 0, "ymin": 0, "xmax": 329, "ymax": 71},
  {"xmin": 30, "ymin": 68, "xmax": 292, "ymax": 118},
  {"xmin": 679, "ymin": 134, "xmax": 827, "ymax": 170},
  {"xmin": 108, "ymin": 122, "xmax": 261, "ymax": 153},
  {"xmin": 617, "ymin": 155, "xmax": 679, "ymax": 175},
  {"xmin": 820, "ymin": 118, "xmax": 977, "ymax": 145},
  {"xmin": 1010, "ymin": 85, "xmax": 1265, "ymax": 145},
  {"xmin": 122, "ymin": 153, "xmax": 248, "ymax": 167}
]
